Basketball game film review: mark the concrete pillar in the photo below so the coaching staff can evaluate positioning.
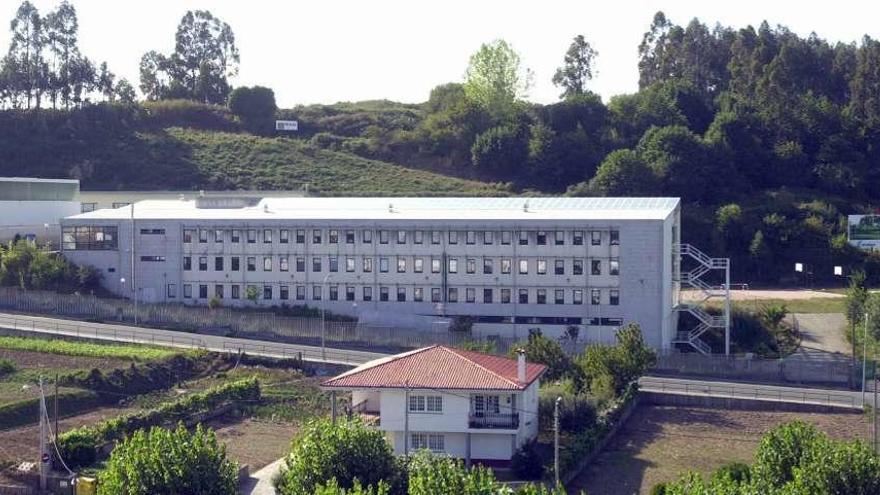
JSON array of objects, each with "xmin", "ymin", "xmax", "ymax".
[
  {"xmin": 331, "ymin": 391, "xmax": 337, "ymax": 424},
  {"xmin": 466, "ymin": 432, "xmax": 472, "ymax": 468}
]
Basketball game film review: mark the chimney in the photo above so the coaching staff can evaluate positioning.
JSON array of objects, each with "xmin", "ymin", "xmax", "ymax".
[{"xmin": 517, "ymin": 349, "xmax": 526, "ymax": 383}]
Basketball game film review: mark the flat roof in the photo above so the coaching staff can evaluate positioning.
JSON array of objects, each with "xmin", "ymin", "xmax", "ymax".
[
  {"xmin": 0, "ymin": 177, "xmax": 80, "ymax": 184},
  {"xmin": 66, "ymin": 197, "xmax": 680, "ymax": 222}
]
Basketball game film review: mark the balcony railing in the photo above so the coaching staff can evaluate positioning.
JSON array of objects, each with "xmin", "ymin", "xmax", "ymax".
[
  {"xmin": 352, "ymin": 400, "xmax": 380, "ymax": 426},
  {"xmin": 468, "ymin": 413, "xmax": 519, "ymax": 429}
]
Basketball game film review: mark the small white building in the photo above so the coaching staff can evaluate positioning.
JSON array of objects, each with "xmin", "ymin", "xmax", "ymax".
[
  {"xmin": 321, "ymin": 345, "xmax": 547, "ymax": 466},
  {"xmin": 0, "ymin": 177, "xmax": 80, "ymax": 244}
]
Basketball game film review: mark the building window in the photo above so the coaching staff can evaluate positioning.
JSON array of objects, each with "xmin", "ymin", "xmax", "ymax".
[
  {"xmin": 591, "ymin": 231, "xmax": 601, "ymax": 246},
  {"xmin": 431, "ymin": 288, "xmax": 441, "ymax": 303},
  {"xmin": 247, "ymin": 257, "xmax": 256, "ymax": 272},
  {"xmin": 591, "ymin": 260, "xmax": 601, "ymax": 276},
  {"xmin": 414, "ymin": 231, "xmax": 423, "ymax": 244},
  {"xmin": 212, "ymin": 229, "xmax": 222, "ymax": 243},
  {"xmin": 483, "ymin": 288, "xmax": 493, "ymax": 303},
  {"xmin": 483, "ymin": 259, "xmax": 493, "ymax": 275},
  {"xmin": 263, "ymin": 286, "xmax": 273, "ymax": 300},
  {"xmin": 519, "ymin": 289, "xmax": 528, "ymax": 304},
  {"xmin": 379, "ymin": 257, "xmax": 389, "ymax": 273},
  {"xmin": 483, "ymin": 231, "xmax": 494, "ymax": 245},
  {"xmin": 573, "ymin": 231, "xmax": 584, "ymax": 246},
  {"xmin": 555, "ymin": 231, "xmax": 564, "ymax": 245},
  {"xmin": 313, "ymin": 257, "xmax": 322, "ymax": 272},
  {"xmin": 537, "ymin": 231, "xmax": 547, "ymax": 245},
  {"xmin": 573, "ymin": 259, "xmax": 583, "ymax": 275},
  {"xmin": 247, "ymin": 229, "xmax": 256, "ymax": 244},
  {"xmin": 414, "ymin": 258, "xmax": 424, "ymax": 273},
  {"xmin": 329, "ymin": 285, "xmax": 338, "ymax": 301},
  {"xmin": 554, "ymin": 259, "xmax": 564, "ymax": 275},
  {"xmin": 231, "ymin": 285, "xmax": 240, "ymax": 299},
  {"xmin": 346, "ymin": 286, "xmax": 355, "ymax": 301},
  {"xmin": 473, "ymin": 395, "xmax": 500, "ymax": 414},
  {"xmin": 380, "ymin": 286, "xmax": 389, "ymax": 302},
  {"xmin": 414, "ymin": 287, "xmax": 423, "ymax": 302},
  {"xmin": 313, "ymin": 229, "xmax": 322, "ymax": 244},
  {"xmin": 519, "ymin": 231, "xmax": 528, "ymax": 245},
  {"xmin": 501, "ymin": 258, "xmax": 511, "ymax": 274},
  {"xmin": 501, "ymin": 231, "xmax": 511, "ymax": 245},
  {"xmin": 537, "ymin": 289, "xmax": 547, "ymax": 304},
  {"xmin": 140, "ymin": 228, "xmax": 165, "ymax": 235},
  {"xmin": 591, "ymin": 289, "xmax": 601, "ymax": 305},
  {"xmin": 555, "ymin": 289, "xmax": 564, "ymax": 305},
  {"xmin": 296, "ymin": 257, "xmax": 305, "ymax": 272},
  {"xmin": 363, "ymin": 257, "xmax": 373, "ymax": 273},
  {"xmin": 573, "ymin": 289, "xmax": 583, "ymax": 305},
  {"xmin": 397, "ymin": 287, "xmax": 406, "ymax": 302},
  {"xmin": 296, "ymin": 229, "xmax": 305, "ymax": 244},
  {"xmin": 329, "ymin": 229, "xmax": 339, "ymax": 244},
  {"xmin": 448, "ymin": 231, "xmax": 458, "ymax": 244},
  {"xmin": 397, "ymin": 230, "xmax": 406, "ymax": 244},
  {"xmin": 139, "ymin": 256, "xmax": 166, "ymax": 262},
  {"xmin": 519, "ymin": 259, "xmax": 528, "ymax": 274},
  {"xmin": 610, "ymin": 230, "xmax": 620, "ymax": 245},
  {"xmin": 81, "ymin": 202, "xmax": 97, "ymax": 213},
  {"xmin": 329, "ymin": 257, "xmax": 339, "ymax": 272},
  {"xmin": 183, "ymin": 284, "xmax": 192, "ymax": 299},
  {"xmin": 397, "ymin": 257, "xmax": 407, "ymax": 273},
  {"xmin": 431, "ymin": 259, "xmax": 441, "ymax": 274},
  {"xmin": 183, "ymin": 229, "xmax": 194, "ymax": 243},
  {"xmin": 199, "ymin": 229, "xmax": 208, "ymax": 243},
  {"xmin": 215, "ymin": 256, "xmax": 224, "ymax": 271},
  {"xmin": 610, "ymin": 289, "xmax": 620, "ymax": 306},
  {"xmin": 280, "ymin": 256, "xmax": 289, "ymax": 272},
  {"xmin": 448, "ymin": 258, "xmax": 458, "ymax": 274},
  {"xmin": 346, "ymin": 257, "xmax": 355, "ymax": 272},
  {"xmin": 231, "ymin": 256, "xmax": 240, "ymax": 271},
  {"xmin": 466, "ymin": 231, "xmax": 475, "ymax": 245},
  {"xmin": 296, "ymin": 286, "xmax": 305, "ymax": 300},
  {"xmin": 363, "ymin": 229, "xmax": 372, "ymax": 243},
  {"xmin": 346, "ymin": 230, "xmax": 355, "ymax": 244},
  {"xmin": 183, "ymin": 256, "xmax": 192, "ymax": 271},
  {"xmin": 501, "ymin": 288, "xmax": 511, "ymax": 303},
  {"xmin": 313, "ymin": 286, "xmax": 322, "ymax": 300},
  {"xmin": 426, "ymin": 396, "xmax": 443, "ymax": 412},
  {"xmin": 199, "ymin": 285, "xmax": 208, "ymax": 299},
  {"xmin": 280, "ymin": 285, "xmax": 290, "ymax": 300},
  {"xmin": 431, "ymin": 231, "xmax": 440, "ymax": 245},
  {"xmin": 610, "ymin": 259, "xmax": 620, "ymax": 276},
  {"xmin": 215, "ymin": 284, "xmax": 224, "ymax": 299},
  {"xmin": 280, "ymin": 230, "xmax": 289, "ymax": 244},
  {"xmin": 466, "ymin": 288, "xmax": 475, "ymax": 303},
  {"xmin": 363, "ymin": 286, "xmax": 373, "ymax": 301},
  {"xmin": 63, "ymin": 226, "xmax": 119, "ymax": 250},
  {"xmin": 379, "ymin": 230, "xmax": 389, "ymax": 244},
  {"xmin": 231, "ymin": 230, "xmax": 240, "ymax": 243},
  {"xmin": 167, "ymin": 284, "xmax": 176, "ymax": 299},
  {"xmin": 537, "ymin": 260, "xmax": 547, "ymax": 275},
  {"xmin": 447, "ymin": 288, "xmax": 458, "ymax": 303},
  {"xmin": 199, "ymin": 257, "xmax": 207, "ymax": 271},
  {"xmin": 466, "ymin": 258, "xmax": 476, "ymax": 274}
]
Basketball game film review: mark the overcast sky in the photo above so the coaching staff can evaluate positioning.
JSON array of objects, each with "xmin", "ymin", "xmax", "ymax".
[{"xmin": 3, "ymin": 0, "xmax": 879, "ymax": 107}]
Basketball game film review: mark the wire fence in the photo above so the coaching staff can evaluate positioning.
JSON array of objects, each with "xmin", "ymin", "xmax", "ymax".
[{"xmin": 639, "ymin": 377, "xmax": 862, "ymax": 409}]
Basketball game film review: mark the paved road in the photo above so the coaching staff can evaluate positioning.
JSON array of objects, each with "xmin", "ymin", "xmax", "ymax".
[
  {"xmin": 0, "ymin": 312, "xmax": 384, "ymax": 366},
  {"xmin": 239, "ymin": 458, "xmax": 285, "ymax": 495},
  {"xmin": 639, "ymin": 375, "xmax": 865, "ymax": 410},
  {"xmin": 792, "ymin": 313, "xmax": 851, "ymax": 358}
]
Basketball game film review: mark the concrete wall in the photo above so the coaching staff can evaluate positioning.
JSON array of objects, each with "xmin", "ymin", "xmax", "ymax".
[{"xmin": 0, "ymin": 200, "xmax": 80, "ymax": 243}]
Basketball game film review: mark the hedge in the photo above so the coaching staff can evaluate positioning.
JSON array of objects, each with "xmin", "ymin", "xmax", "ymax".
[
  {"xmin": 0, "ymin": 390, "xmax": 103, "ymax": 430},
  {"xmin": 58, "ymin": 377, "xmax": 261, "ymax": 468},
  {"xmin": 58, "ymin": 353, "xmax": 219, "ymax": 395}
]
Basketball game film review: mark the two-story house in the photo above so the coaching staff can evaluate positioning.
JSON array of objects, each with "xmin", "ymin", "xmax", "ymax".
[{"xmin": 321, "ymin": 345, "xmax": 547, "ymax": 466}]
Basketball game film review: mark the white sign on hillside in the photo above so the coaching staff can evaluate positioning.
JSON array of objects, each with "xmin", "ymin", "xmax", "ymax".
[{"xmin": 275, "ymin": 120, "xmax": 299, "ymax": 132}]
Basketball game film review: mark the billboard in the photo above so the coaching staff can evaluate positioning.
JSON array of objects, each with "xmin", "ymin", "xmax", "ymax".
[
  {"xmin": 275, "ymin": 120, "xmax": 298, "ymax": 131},
  {"xmin": 848, "ymin": 214, "xmax": 880, "ymax": 250}
]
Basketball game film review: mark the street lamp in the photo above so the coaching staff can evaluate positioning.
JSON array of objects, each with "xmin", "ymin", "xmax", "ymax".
[{"xmin": 321, "ymin": 274, "xmax": 332, "ymax": 359}]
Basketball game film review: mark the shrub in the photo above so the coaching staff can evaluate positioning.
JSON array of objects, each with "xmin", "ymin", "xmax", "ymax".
[
  {"xmin": 277, "ymin": 418, "xmax": 404, "ymax": 495},
  {"xmin": 313, "ymin": 479, "xmax": 389, "ymax": 495},
  {"xmin": 228, "ymin": 86, "xmax": 277, "ymax": 134},
  {"xmin": 141, "ymin": 99, "xmax": 238, "ymax": 131},
  {"xmin": 98, "ymin": 424, "xmax": 237, "ymax": 495},
  {"xmin": 0, "ymin": 358, "xmax": 14, "ymax": 376},
  {"xmin": 57, "ymin": 429, "xmax": 97, "ymax": 469},
  {"xmin": 577, "ymin": 323, "xmax": 655, "ymax": 396},
  {"xmin": 510, "ymin": 333, "xmax": 573, "ymax": 382},
  {"xmin": 511, "ymin": 441, "xmax": 544, "ymax": 480}
]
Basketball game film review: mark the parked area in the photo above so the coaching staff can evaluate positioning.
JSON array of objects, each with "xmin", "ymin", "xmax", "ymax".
[{"xmin": 567, "ymin": 404, "xmax": 872, "ymax": 495}]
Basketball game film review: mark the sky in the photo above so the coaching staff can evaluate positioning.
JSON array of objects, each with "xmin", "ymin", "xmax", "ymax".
[{"xmin": 2, "ymin": 0, "xmax": 880, "ymax": 108}]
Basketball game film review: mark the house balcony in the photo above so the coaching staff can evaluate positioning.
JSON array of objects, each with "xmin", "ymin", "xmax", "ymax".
[{"xmin": 468, "ymin": 412, "xmax": 519, "ymax": 429}]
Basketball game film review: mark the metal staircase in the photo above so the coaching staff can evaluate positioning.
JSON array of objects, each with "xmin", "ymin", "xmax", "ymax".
[{"xmin": 672, "ymin": 244, "xmax": 731, "ymax": 355}]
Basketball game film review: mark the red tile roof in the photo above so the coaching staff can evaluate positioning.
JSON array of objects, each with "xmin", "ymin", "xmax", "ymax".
[{"xmin": 321, "ymin": 345, "xmax": 547, "ymax": 391}]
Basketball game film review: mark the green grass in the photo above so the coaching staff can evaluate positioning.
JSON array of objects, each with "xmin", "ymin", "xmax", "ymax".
[
  {"xmin": 0, "ymin": 336, "xmax": 181, "ymax": 361},
  {"xmin": 705, "ymin": 297, "xmax": 846, "ymax": 314}
]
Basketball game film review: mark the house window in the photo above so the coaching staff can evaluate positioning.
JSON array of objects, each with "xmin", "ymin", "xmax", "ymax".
[
  {"xmin": 346, "ymin": 230, "xmax": 355, "ymax": 244},
  {"xmin": 296, "ymin": 285, "xmax": 305, "ymax": 300},
  {"xmin": 379, "ymin": 230, "xmax": 389, "ymax": 244},
  {"xmin": 199, "ymin": 229, "xmax": 208, "ymax": 243},
  {"xmin": 483, "ymin": 259, "xmax": 493, "ymax": 275},
  {"xmin": 431, "ymin": 231, "xmax": 440, "ymax": 245},
  {"xmin": 414, "ymin": 230, "xmax": 424, "ymax": 244},
  {"xmin": 555, "ymin": 289, "xmax": 565, "ymax": 305},
  {"xmin": 280, "ymin": 256, "xmax": 289, "ymax": 272},
  {"xmin": 313, "ymin": 229, "xmax": 322, "ymax": 244},
  {"xmin": 431, "ymin": 259, "xmax": 441, "ymax": 273},
  {"xmin": 167, "ymin": 284, "xmax": 176, "ymax": 299},
  {"xmin": 573, "ymin": 231, "xmax": 584, "ymax": 246},
  {"xmin": 280, "ymin": 229, "xmax": 289, "ymax": 244},
  {"xmin": 379, "ymin": 257, "xmax": 389, "ymax": 273},
  {"xmin": 346, "ymin": 286, "xmax": 355, "ymax": 301},
  {"xmin": 329, "ymin": 229, "xmax": 339, "ymax": 244},
  {"xmin": 397, "ymin": 230, "xmax": 406, "ymax": 244},
  {"xmin": 519, "ymin": 260, "xmax": 528, "ymax": 274},
  {"xmin": 414, "ymin": 258, "xmax": 424, "ymax": 273},
  {"xmin": 231, "ymin": 285, "xmax": 240, "ymax": 299},
  {"xmin": 554, "ymin": 259, "xmax": 564, "ymax": 275},
  {"xmin": 466, "ymin": 288, "xmax": 475, "ymax": 303},
  {"xmin": 501, "ymin": 231, "xmax": 511, "ymax": 245},
  {"xmin": 447, "ymin": 288, "xmax": 458, "ymax": 303},
  {"xmin": 183, "ymin": 284, "xmax": 192, "ymax": 299},
  {"xmin": 380, "ymin": 286, "xmax": 389, "ymax": 302},
  {"xmin": 313, "ymin": 257, "xmax": 322, "ymax": 272},
  {"xmin": 466, "ymin": 231, "xmax": 475, "ymax": 245},
  {"xmin": 414, "ymin": 287, "xmax": 423, "ymax": 302},
  {"xmin": 537, "ymin": 231, "xmax": 547, "ymax": 245},
  {"xmin": 573, "ymin": 289, "xmax": 583, "ymax": 305},
  {"xmin": 198, "ymin": 257, "xmax": 207, "ymax": 271},
  {"xmin": 329, "ymin": 257, "xmax": 339, "ymax": 272},
  {"xmin": 363, "ymin": 287, "xmax": 373, "ymax": 301},
  {"xmin": 183, "ymin": 256, "xmax": 192, "ymax": 271},
  {"xmin": 591, "ymin": 231, "xmax": 601, "ymax": 246},
  {"xmin": 537, "ymin": 289, "xmax": 547, "ymax": 304},
  {"xmin": 519, "ymin": 289, "xmax": 528, "ymax": 304},
  {"xmin": 610, "ymin": 289, "xmax": 620, "ymax": 306},
  {"xmin": 231, "ymin": 256, "xmax": 240, "ymax": 271},
  {"xmin": 363, "ymin": 257, "xmax": 373, "ymax": 273},
  {"xmin": 466, "ymin": 258, "xmax": 476, "ymax": 274},
  {"xmin": 296, "ymin": 229, "xmax": 305, "ymax": 244},
  {"xmin": 263, "ymin": 229, "xmax": 272, "ymax": 243},
  {"xmin": 263, "ymin": 257, "xmax": 272, "ymax": 271},
  {"xmin": 346, "ymin": 257, "xmax": 355, "ymax": 272},
  {"xmin": 610, "ymin": 230, "xmax": 620, "ymax": 245},
  {"xmin": 397, "ymin": 257, "xmax": 407, "ymax": 273},
  {"xmin": 362, "ymin": 230, "xmax": 372, "ymax": 243},
  {"xmin": 397, "ymin": 287, "xmax": 406, "ymax": 302},
  {"xmin": 591, "ymin": 260, "xmax": 601, "ymax": 276},
  {"xmin": 426, "ymin": 396, "xmax": 443, "ymax": 412},
  {"xmin": 519, "ymin": 231, "xmax": 528, "ymax": 245},
  {"xmin": 280, "ymin": 285, "xmax": 290, "ymax": 300},
  {"xmin": 473, "ymin": 395, "xmax": 500, "ymax": 414},
  {"xmin": 537, "ymin": 260, "xmax": 547, "ymax": 275},
  {"xmin": 610, "ymin": 259, "xmax": 620, "ymax": 276},
  {"xmin": 573, "ymin": 259, "xmax": 583, "ymax": 275},
  {"xmin": 591, "ymin": 289, "xmax": 601, "ymax": 305},
  {"xmin": 555, "ymin": 231, "xmax": 564, "ymax": 245},
  {"xmin": 231, "ymin": 230, "xmax": 240, "ymax": 243},
  {"xmin": 215, "ymin": 256, "xmax": 224, "ymax": 271},
  {"xmin": 448, "ymin": 258, "xmax": 458, "ymax": 274},
  {"xmin": 431, "ymin": 288, "xmax": 441, "ymax": 303},
  {"xmin": 501, "ymin": 288, "xmax": 511, "ymax": 304},
  {"xmin": 483, "ymin": 288, "xmax": 493, "ymax": 303},
  {"xmin": 247, "ymin": 229, "xmax": 256, "ymax": 244}
]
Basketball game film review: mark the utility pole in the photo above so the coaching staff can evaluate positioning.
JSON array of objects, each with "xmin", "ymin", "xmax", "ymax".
[
  {"xmin": 54, "ymin": 374, "xmax": 59, "ymax": 441},
  {"xmin": 38, "ymin": 378, "xmax": 48, "ymax": 492},
  {"xmin": 874, "ymin": 375, "xmax": 878, "ymax": 454},
  {"xmin": 403, "ymin": 381, "xmax": 410, "ymax": 457},
  {"xmin": 863, "ymin": 313, "xmax": 869, "ymax": 406},
  {"xmin": 554, "ymin": 396, "xmax": 562, "ymax": 487},
  {"xmin": 130, "ymin": 202, "xmax": 138, "ymax": 326}
]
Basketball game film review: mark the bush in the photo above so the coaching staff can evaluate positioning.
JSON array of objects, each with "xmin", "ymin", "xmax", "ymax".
[
  {"xmin": 57, "ymin": 429, "xmax": 97, "ymax": 469},
  {"xmin": 277, "ymin": 418, "xmax": 404, "ymax": 495},
  {"xmin": 98, "ymin": 423, "xmax": 237, "ymax": 495},
  {"xmin": 511, "ymin": 441, "xmax": 544, "ymax": 480},
  {"xmin": 228, "ymin": 86, "xmax": 277, "ymax": 134},
  {"xmin": 577, "ymin": 323, "xmax": 655, "ymax": 396},
  {"xmin": 0, "ymin": 358, "xmax": 14, "ymax": 376},
  {"xmin": 141, "ymin": 99, "xmax": 238, "ymax": 131},
  {"xmin": 510, "ymin": 333, "xmax": 573, "ymax": 382},
  {"xmin": 0, "ymin": 240, "xmax": 101, "ymax": 292}
]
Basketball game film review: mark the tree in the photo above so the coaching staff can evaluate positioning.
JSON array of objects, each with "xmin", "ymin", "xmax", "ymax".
[
  {"xmin": 44, "ymin": 0, "xmax": 78, "ymax": 108},
  {"xmin": 509, "ymin": 332, "xmax": 572, "ymax": 382},
  {"xmin": 277, "ymin": 418, "xmax": 404, "ymax": 495},
  {"xmin": 552, "ymin": 35, "xmax": 598, "ymax": 99},
  {"xmin": 463, "ymin": 39, "xmax": 531, "ymax": 119},
  {"xmin": 578, "ymin": 323, "xmax": 655, "ymax": 395},
  {"xmin": 96, "ymin": 61, "xmax": 115, "ymax": 101},
  {"xmin": 471, "ymin": 122, "xmax": 529, "ymax": 177},
  {"xmin": 114, "ymin": 78, "xmax": 137, "ymax": 104},
  {"xmin": 750, "ymin": 421, "xmax": 825, "ymax": 488},
  {"xmin": 585, "ymin": 149, "xmax": 658, "ymax": 196},
  {"xmin": 98, "ymin": 424, "xmax": 238, "ymax": 495},
  {"xmin": 228, "ymin": 85, "xmax": 277, "ymax": 134},
  {"xmin": 7, "ymin": 1, "xmax": 45, "ymax": 108},
  {"xmin": 245, "ymin": 285, "xmax": 260, "ymax": 305}
]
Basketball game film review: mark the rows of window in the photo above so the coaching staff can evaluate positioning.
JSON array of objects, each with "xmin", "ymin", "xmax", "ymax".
[
  {"xmin": 62, "ymin": 226, "xmax": 118, "ymax": 251},
  {"xmin": 182, "ymin": 227, "xmax": 620, "ymax": 247},
  {"xmin": 181, "ymin": 254, "xmax": 620, "ymax": 276},
  {"xmin": 170, "ymin": 283, "xmax": 619, "ymax": 306},
  {"xmin": 410, "ymin": 433, "xmax": 444, "ymax": 453}
]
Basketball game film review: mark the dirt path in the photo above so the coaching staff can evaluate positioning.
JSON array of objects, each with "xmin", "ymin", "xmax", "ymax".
[
  {"xmin": 791, "ymin": 313, "xmax": 850, "ymax": 357},
  {"xmin": 567, "ymin": 405, "xmax": 871, "ymax": 495},
  {"xmin": 211, "ymin": 417, "xmax": 299, "ymax": 472}
]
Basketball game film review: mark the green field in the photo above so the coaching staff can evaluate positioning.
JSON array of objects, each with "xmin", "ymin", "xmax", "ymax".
[{"xmin": 0, "ymin": 336, "xmax": 182, "ymax": 361}]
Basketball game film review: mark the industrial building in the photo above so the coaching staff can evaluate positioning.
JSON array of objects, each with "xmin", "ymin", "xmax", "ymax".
[
  {"xmin": 59, "ymin": 196, "xmax": 727, "ymax": 351},
  {"xmin": 0, "ymin": 177, "xmax": 81, "ymax": 244}
]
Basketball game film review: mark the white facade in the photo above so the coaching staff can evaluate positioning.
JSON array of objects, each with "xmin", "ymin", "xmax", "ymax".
[
  {"xmin": 0, "ymin": 177, "xmax": 80, "ymax": 243},
  {"xmin": 60, "ymin": 196, "xmax": 681, "ymax": 349}
]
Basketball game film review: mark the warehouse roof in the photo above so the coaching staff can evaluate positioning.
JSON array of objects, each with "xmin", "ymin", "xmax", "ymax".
[
  {"xmin": 321, "ymin": 345, "xmax": 546, "ymax": 391},
  {"xmin": 66, "ymin": 196, "xmax": 679, "ymax": 222}
]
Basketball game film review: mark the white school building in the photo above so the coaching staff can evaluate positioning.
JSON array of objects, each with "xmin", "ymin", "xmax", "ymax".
[{"xmin": 60, "ymin": 196, "xmax": 698, "ymax": 350}]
